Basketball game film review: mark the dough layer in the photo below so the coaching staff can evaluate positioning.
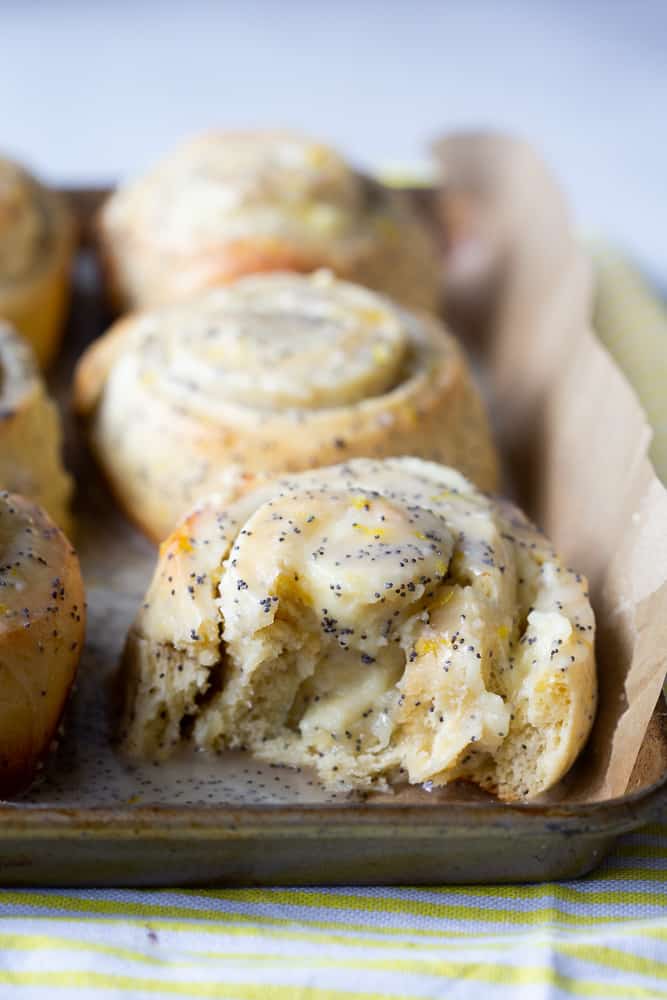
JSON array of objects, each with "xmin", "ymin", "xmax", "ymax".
[{"xmin": 121, "ymin": 457, "xmax": 596, "ymax": 801}]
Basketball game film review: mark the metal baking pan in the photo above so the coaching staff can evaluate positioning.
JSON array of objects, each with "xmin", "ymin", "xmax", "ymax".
[{"xmin": 1, "ymin": 184, "xmax": 665, "ymax": 888}]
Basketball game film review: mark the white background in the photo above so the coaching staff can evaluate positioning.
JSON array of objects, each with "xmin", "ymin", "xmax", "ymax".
[{"xmin": 2, "ymin": 0, "xmax": 665, "ymax": 280}]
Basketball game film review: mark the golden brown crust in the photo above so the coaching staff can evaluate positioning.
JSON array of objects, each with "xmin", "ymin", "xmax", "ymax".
[
  {"xmin": 74, "ymin": 272, "xmax": 498, "ymax": 543},
  {"xmin": 0, "ymin": 322, "xmax": 73, "ymax": 532},
  {"xmin": 72, "ymin": 313, "xmax": 133, "ymax": 416},
  {"xmin": 97, "ymin": 130, "xmax": 441, "ymax": 314},
  {"xmin": 0, "ymin": 492, "xmax": 85, "ymax": 796},
  {"xmin": 0, "ymin": 162, "xmax": 75, "ymax": 368}
]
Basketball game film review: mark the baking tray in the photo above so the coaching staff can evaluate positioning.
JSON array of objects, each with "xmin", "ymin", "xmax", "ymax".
[{"xmin": 1, "ymin": 184, "xmax": 666, "ymax": 888}]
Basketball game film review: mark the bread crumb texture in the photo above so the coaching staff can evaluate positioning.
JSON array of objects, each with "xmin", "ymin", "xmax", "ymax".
[{"xmin": 121, "ymin": 457, "xmax": 596, "ymax": 801}]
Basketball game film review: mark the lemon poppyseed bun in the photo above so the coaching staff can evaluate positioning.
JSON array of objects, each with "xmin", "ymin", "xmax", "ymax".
[
  {"xmin": 0, "ymin": 157, "xmax": 74, "ymax": 368},
  {"xmin": 120, "ymin": 457, "xmax": 596, "ymax": 802},
  {"xmin": 97, "ymin": 130, "xmax": 441, "ymax": 313},
  {"xmin": 74, "ymin": 271, "xmax": 498, "ymax": 543},
  {"xmin": 0, "ymin": 491, "xmax": 85, "ymax": 797},
  {"xmin": 0, "ymin": 322, "xmax": 72, "ymax": 533}
]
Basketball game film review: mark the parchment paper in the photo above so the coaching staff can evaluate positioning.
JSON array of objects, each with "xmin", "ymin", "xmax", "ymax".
[{"xmin": 434, "ymin": 132, "xmax": 667, "ymax": 801}]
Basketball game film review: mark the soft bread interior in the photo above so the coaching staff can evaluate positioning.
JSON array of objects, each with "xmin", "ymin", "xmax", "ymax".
[{"xmin": 122, "ymin": 459, "xmax": 596, "ymax": 800}]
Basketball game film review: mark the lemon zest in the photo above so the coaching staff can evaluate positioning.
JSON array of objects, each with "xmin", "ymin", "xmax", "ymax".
[
  {"xmin": 306, "ymin": 144, "xmax": 330, "ymax": 167},
  {"xmin": 358, "ymin": 307, "xmax": 386, "ymax": 327},
  {"xmin": 354, "ymin": 523, "xmax": 386, "ymax": 538},
  {"xmin": 275, "ymin": 577, "xmax": 313, "ymax": 608},
  {"xmin": 161, "ymin": 527, "xmax": 194, "ymax": 558},
  {"xmin": 415, "ymin": 635, "xmax": 450, "ymax": 657}
]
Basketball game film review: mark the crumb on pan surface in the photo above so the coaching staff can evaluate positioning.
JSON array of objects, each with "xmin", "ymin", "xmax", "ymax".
[
  {"xmin": 74, "ymin": 271, "xmax": 498, "ymax": 542},
  {"xmin": 121, "ymin": 457, "xmax": 596, "ymax": 801},
  {"xmin": 0, "ymin": 490, "xmax": 85, "ymax": 797},
  {"xmin": 98, "ymin": 129, "xmax": 441, "ymax": 313}
]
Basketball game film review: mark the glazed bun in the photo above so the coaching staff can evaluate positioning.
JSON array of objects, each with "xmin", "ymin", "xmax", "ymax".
[
  {"xmin": 0, "ymin": 491, "xmax": 85, "ymax": 797},
  {"xmin": 120, "ymin": 457, "xmax": 596, "ymax": 801},
  {"xmin": 98, "ymin": 130, "xmax": 440, "ymax": 313},
  {"xmin": 0, "ymin": 322, "xmax": 72, "ymax": 531},
  {"xmin": 0, "ymin": 157, "xmax": 74, "ymax": 367},
  {"xmin": 74, "ymin": 271, "xmax": 498, "ymax": 542}
]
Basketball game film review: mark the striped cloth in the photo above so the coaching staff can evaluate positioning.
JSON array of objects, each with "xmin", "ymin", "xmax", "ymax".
[
  {"xmin": 0, "ymin": 823, "xmax": 667, "ymax": 998},
  {"xmin": 1, "ymin": 251, "xmax": 665, "ymax": 998}
]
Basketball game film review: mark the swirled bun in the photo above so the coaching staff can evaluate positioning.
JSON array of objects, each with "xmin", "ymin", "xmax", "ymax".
[
  {"xmin": 98, "ymin": 130, "xmax": 440, "ymax": 313},
  {"xmin": 120, "ymin": 458, "xmax": 596, "ymax": 801},
  {"xmin": 0, "ymin": 322, "xmax": 72, "ymax": 532},
  {"xmin": 0, "ymin": 157, "xmax": 74, "ymax": 367},
  {"xmin": 0, "ymin": 491, "xmax": 85, "ymax": 796},
  {"xmin": 74, "ymin": 271, "xmax": 498, "ymax": 542}
]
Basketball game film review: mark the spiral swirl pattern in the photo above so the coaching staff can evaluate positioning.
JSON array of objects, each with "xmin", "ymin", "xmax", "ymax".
[
  {"xmin": 75, "ymin": 271, "xmax": 498, "ymax": 541},
  {"xmin": 98, "ymin": 131, "xmax": 441, "ymax": 312}
]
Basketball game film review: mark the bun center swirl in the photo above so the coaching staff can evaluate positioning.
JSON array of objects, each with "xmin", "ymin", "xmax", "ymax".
[
  {"xmin": 223, "ymin": 486, "xmax": 455, "ymax": 644},
  {"xmin": 133, "ymin": 272, "xmax": 410, "ymax": 411},
  {"xmin": 217, "ymin": 465, "xmax": 513, "ymax": 765},
  {"xmin": 75, "ymin": 270, "xmax": 498, "ymax": 542},
  {"xmin": 125, "ymin": 132, "xmax": 363, "ymax": 250}
]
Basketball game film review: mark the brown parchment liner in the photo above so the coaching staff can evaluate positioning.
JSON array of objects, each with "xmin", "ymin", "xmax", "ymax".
[{"xmin": 434, "ymin": 132, "xmax": 667, "ymax": 802}]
